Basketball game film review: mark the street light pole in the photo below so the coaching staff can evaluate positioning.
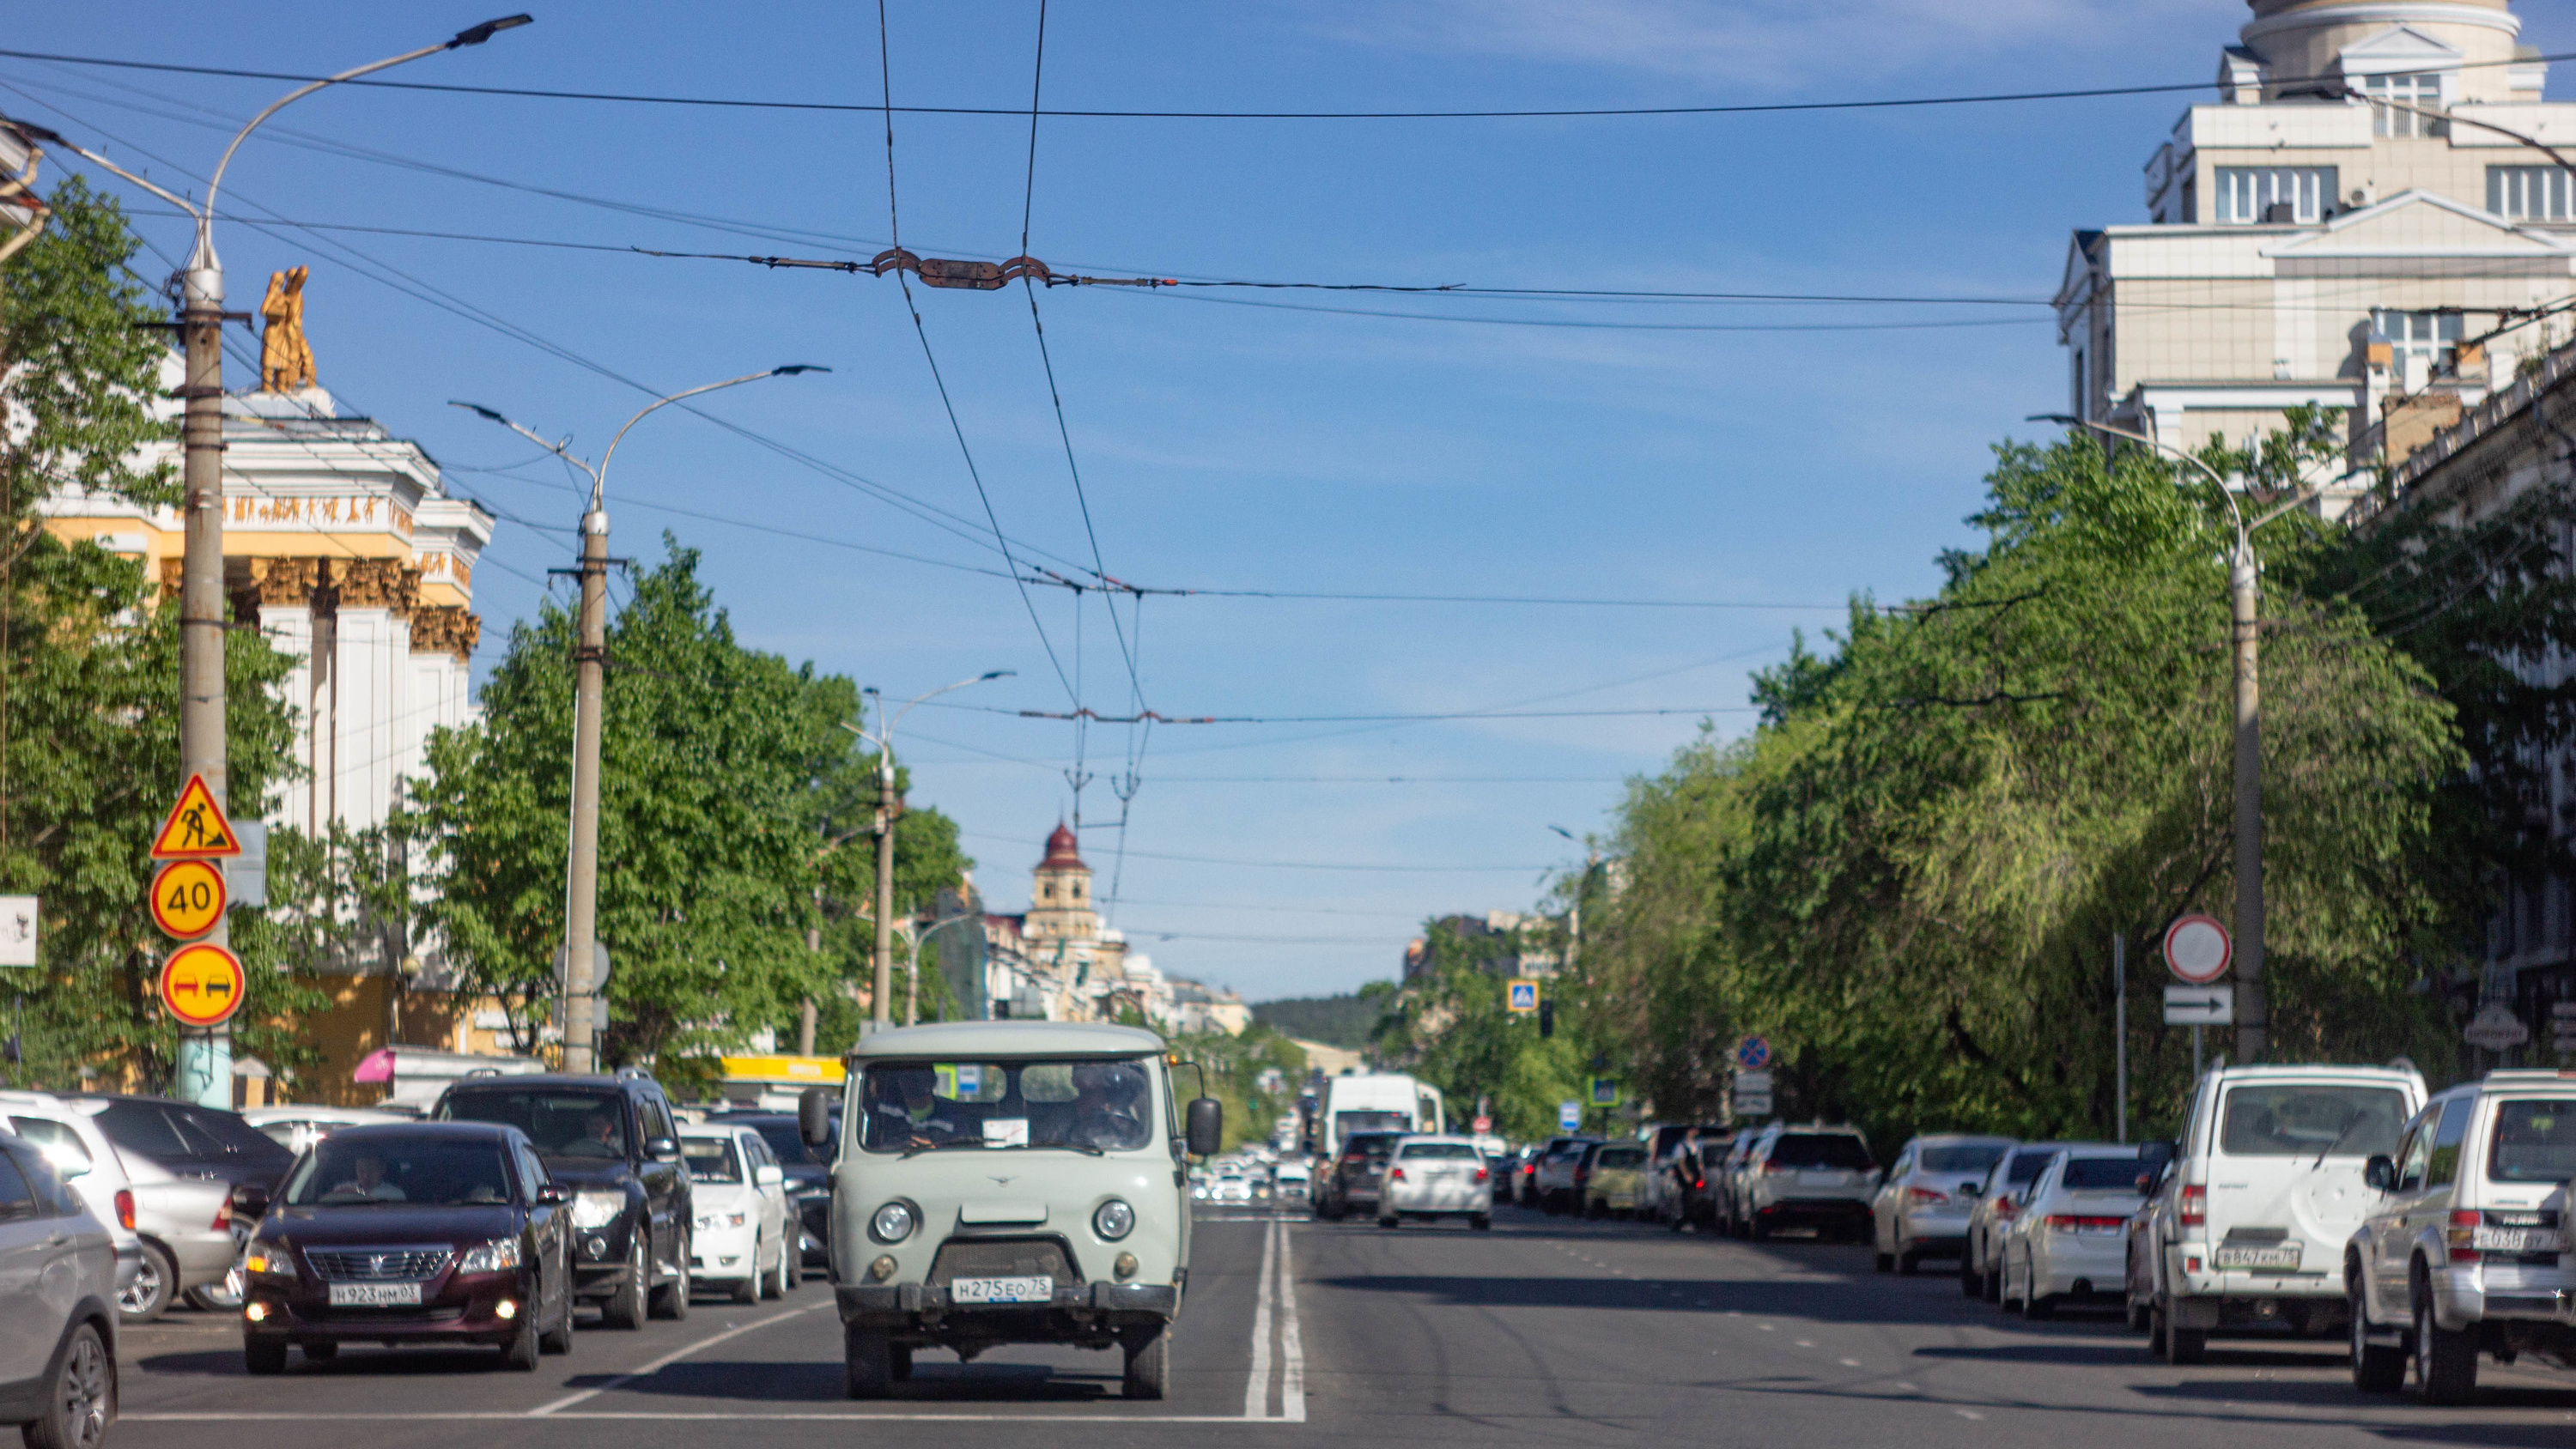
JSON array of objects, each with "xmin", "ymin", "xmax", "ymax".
[
  {"xmin": 452, "ymin": 364, "xmax": 824, "ymax": 1072},
  {"xmin": 30, "ymin": 19, "xmax": 527, "ymax": 1106},
  {"xmin": 844, "ymin": 672, "xmax": 1013, "ymax": 1032},
  {"xmin": 1548, "ymin": 825, "xmax": 1599, "ymax": 976}
]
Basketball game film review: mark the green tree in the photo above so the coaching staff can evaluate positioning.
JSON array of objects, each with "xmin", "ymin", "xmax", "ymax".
[{"xmin": 1373, "ymin": 922, "xmax": 1589, "ymax": 1142}]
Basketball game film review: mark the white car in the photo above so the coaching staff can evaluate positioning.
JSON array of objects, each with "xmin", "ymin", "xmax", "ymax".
[
  {"xmin": 682, "ymin": 1124, "xmax": 794, "ymax": 1304},
  {"xmin": 1736, "ymin": 1124, "xmax": 1880, "ymax": 1241},
  {"xmin": 1997, "ymin": 1147, "xmax": 2148, "ymax": 1318},
  {"xmin": 240, "ymin": 1105, "xmax": 410, "ymax": 1156},
  {"xmin": 1871, "ymin": 1133, "xmax": 2013, "ymax": 1274},
  {"xmin": 0, "ymin": 1092, "xmax": 144, "ymax": 1302},
  {"xmin": 1212, "ymin": 1173, "xmax": 1252, "ymax": 1203},
  {"xmin": 1378, "ymin": 1135, "xmax": 1493, "ymax": 1230}
]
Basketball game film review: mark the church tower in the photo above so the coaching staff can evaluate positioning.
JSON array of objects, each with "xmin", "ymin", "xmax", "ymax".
[{"xmin": 1024, "ymin": 823, "xmax": 1099, "ymax": 946}]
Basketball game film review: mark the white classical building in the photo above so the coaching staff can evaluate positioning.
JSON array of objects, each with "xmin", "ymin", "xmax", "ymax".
[
  {"xmin": 42, "ymin": 373, "xmax": 491, "ymax": 834},
  {"xmin": 2057, "ymin": 0, "xmax": 2576, "ymax": 504},
  {"xmin": 976, "ymin": 823, "xmax": 1247, "ymax": 1034}
]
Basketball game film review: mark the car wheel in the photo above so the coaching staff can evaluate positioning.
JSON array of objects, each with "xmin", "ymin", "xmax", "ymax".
[
  {"xmin": 1123, "ymin": 1327, "xmax": 1171, "ymax": 1400},
  {"xmin": 244, "ymin": 1336, "xmax": 289, "ymax": 1377},
  {"xmin": 845, "ymin": 1326, "xmax": 894, "ymax": 1400},
  {"xmin": 2349, "ymin": 1276, "xmax": 2403, "ymax": 1392},
  {"xmin": 1898, "ymin": 1249, "xmax": 1919, "ymax": 1277},
  {"xmin": 603, "ymin": 1235, "xmax": 648, "ymax": 1330},
  {"xmin": 1473, "ymin": 1215, "xmax": 1492, "ymax": 1232},
  {"xmin": 781, "ymin": 1241, "xmax": 799, "ymax": 1293},
  {"xmin": 118, "ymin": 1242, "xmax": 176, "ymax": 1325},
  {"xmin": 186, "ymin": 1279, "xmax": 244, "ymax": 1313},
  {"xmin": 2024, "ymin": 1275, "xmax": 2056, "ymax": 1319},
  {"xmin": 1378, "ymin": 1214, "xmax": 1399, "ymax": 1229},
  {"xmin": 302, "ymin": 1340, "xmax": 338, "ymax": 1363},
  {"xmin": 1999, "ymin": 1258, "xmax": 2020, "ymax": 1312},
  {"xmin": 2146, "ymin": 1301, "xmax": 2168, "ymax": 1356},
  {"xmin": 26, "ymin": 1322, "xmax": 113, "ymax": 1449},
  {"xmin": 1983, "ymin": 1264, "xmax": 2001, "ymax": 1304},
  {"xmin": 502, "ymin": 1315, "xmax": 541, "ymax": 1372},
  {"xmin": 1959, "ymin": 1254, "xmax": 1982, "ymax": 1298},
  {"xmin": 538, "ymin": 1294, "xmax": 574, "ymax": 1356},
  {"xmin": 650, "ymin": 1242, "xmax": 690, "ymax": 1320},
  {"xmin": 2412, "ymin": 1285, "xmax": 2476, "ymax": 1404},
  {"xmin": 2164, "ymin": 1302, "xmax": 2206, "ymax": 1366},
  {"xmin": 1747, "ymin": 1219, "xmax": 1769, "ymax": 1241},
  {"xmin": 735, "ymin": 1237, "xmax": 762, "ymax": 1305},
  {"xmin": 1874, "ymin": 1249, "xmax": 1893, "ymax": 1273}
]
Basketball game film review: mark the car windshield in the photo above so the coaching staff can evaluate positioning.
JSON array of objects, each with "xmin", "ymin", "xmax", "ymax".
[
  {"xmin": 1400, "ymin": 1143, "xmax": 1479, "ymax": 1160},
  {"xmin": 1343, "ymin": 1135, "xmax": 1400, "ymax": 1162},
  {"xmin": 2219, "ymin": 1085, "xmax": 2407, "ymax": 1158},
  {"xmin": 2060, "ymin": 1157, "xmax": 2147, "ymax": 1191},
  {"xmin": 858, "ymin": 1058, "xmax": 1156, "ymax": 1154},
  {"xmin": 683, "ymin": 1138, "xmax": 743, "ymax": 1183},
  {"xmin": 439, "ymin": 1090, "xmax": 628, "ymax": 1161},
  {"xmin": 2001, "ymin": 1148, "xmax": 2063, "ymax": 1185},
  {"xmin": 2488, "ymin": 1098, "xmax": 2576, "ymax": 1183},
  {"xmin": 283, "ymin": 1138, "xmax": 513, "ymax": 1207},
  {"xmin": 1768, "ymin": 1134, "xmax": 1874, "ymax": 1170},
  {"xmin": 1920, "ymin": 1144, "xmax": 2008, "ymax": 1174}
]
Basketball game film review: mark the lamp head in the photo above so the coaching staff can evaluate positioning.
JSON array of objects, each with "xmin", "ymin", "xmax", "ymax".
[
  {"xmin": 978, "ymin": 670, "xmax": 1016, "ymax": 682},
  {"xmin": 771, "ymin": 364, "xmax": 832, "ymax": 377},
  {"xmin": 449, "ymin": 15, "xmax": 533, "ymax": 47},
  {"xmin": 448, "ymin": 400, "xmax": 508, "ymax": 423},
  {"xmin": 2026, "ymin": 414, "xmax": 2080, "ymax": 426}
]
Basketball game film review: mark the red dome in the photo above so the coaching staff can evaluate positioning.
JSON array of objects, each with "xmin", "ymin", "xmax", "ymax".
[{"xmin": 1039, "ymin": 822, "xmax": 1087, "ymax": 870}]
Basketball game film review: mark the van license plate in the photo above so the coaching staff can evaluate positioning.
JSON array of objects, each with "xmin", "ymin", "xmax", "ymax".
[
  {"xmin": 326, "ymin": 1282, "xmax": 423, "ymax": 1307},
  {"xmin": 2212, "ymin": 1244, "xmax": 2301, "ymax": 1270},
  {"xmin": 950, "ymin": 1276, "xmax": 1053, "ymax": 1305}
]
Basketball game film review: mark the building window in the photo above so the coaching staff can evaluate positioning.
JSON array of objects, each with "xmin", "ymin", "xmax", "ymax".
[
  {"xmin": 2360, "ymin": 72, "xmax": 2444, "ymax": 137},
  {"xmin": 2215, "ymin": 167, "xmax": 2336, "ymax": 224},
  {"xmin": 2372, "ymin": 308, "xmax": 2464, "ymax": 373},
  {"xmin": 2490, "ymin": 166, "xmax": 2576, "ymax": 221}
]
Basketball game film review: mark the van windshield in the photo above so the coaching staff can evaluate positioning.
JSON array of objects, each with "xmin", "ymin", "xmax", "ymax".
[
  {"xmin": 2488, "ymin": 1098, "xmax": 2576, "ymax": 1184},
  {"xmin": 858, "ymin": 1058, "xmax": 1156, "ymax": 1154},
  {"xmin": 1335, "ymin": 1110, "xmax": 1412, "ymax": 1137},
  {"xmin": 2218, "ymin": 1085, "xmax": 2407, "ymax": 1158}
]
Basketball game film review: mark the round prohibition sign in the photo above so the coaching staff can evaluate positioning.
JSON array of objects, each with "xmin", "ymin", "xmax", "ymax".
[
  {"xmin": 2162, "ymin": 912, "xmax": 2233, "ymax": 985},
  {"xmin": 149, "ymin": 858, "xmax": 228, "ymax": 941},
  {"xmin": 160, "ymin": 943, "xmax": 247, "ymax": 1029}
]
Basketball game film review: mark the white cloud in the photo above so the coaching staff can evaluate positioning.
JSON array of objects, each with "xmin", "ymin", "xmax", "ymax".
[{"xmin": 1321, "ymin": 0, "xmax": 2236, "ymax": 90}]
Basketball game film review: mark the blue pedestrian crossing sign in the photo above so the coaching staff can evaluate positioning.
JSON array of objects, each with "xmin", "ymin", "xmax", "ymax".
[
  {"xmin": 1507, "ymin": 979, "xmax": 1539, "ymax": 1013},
  {"xmin": 1735, "ymin": 1035, "xmax": 1771, "ymax": 1070},
  {"xmin": 1558, "ymin": 1100, "xmax": 1583, "ymax": 1131}
]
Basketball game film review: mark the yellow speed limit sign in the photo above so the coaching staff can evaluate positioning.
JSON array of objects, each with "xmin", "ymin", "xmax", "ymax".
[
  {"xmin": 159, "ymin": 943, "xmax": 246, "ymax": 1029},
  {"xmin": 149, "ymin": 858, "xmax": 228, "ymax": 941}
]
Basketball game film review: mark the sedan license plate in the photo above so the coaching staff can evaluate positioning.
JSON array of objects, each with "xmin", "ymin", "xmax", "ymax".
[
  {"xmin": 2212, "ymin": 1243, "xmax": 2302, "ymax": 1271},
  {"xmin": 950, "ymin": 1276, "xmax": 1054, "ymax": 1305},
  {"xmin": 326, "ymin": 1282, "xmax": 423, "ymax": 1307}
]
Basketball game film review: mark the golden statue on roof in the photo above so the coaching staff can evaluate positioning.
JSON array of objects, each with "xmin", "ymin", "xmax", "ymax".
[{"xmin": 259, "ymin": 266, "xmax": 313, "ymax": 391}]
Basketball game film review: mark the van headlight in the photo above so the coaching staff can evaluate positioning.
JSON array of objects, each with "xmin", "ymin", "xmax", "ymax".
[
  {"xmin": 569, "ymin": 1189, "xmax": 626, "ymax": 1229},
  {"xmin": 1093, "ymin": 1199, "xmax": 1135, "ymax": 1241},
  {"xmin": 459, "ymin": 1239, "xmax": 522, "ymax": 1274},
  {"xmin": 869, "ymin": 1200, "xmax": 917, "ymax": 1244}
]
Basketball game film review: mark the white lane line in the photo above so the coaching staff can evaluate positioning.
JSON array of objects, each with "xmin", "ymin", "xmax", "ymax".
[
  {"xmin": 1277, "ymin": 1216, "xmax": 1306, "ymax": 1423},
  {"xmin": 1839, "ymin": 1358, "xmax": 1862, "ymax": 1368},
  {"xmin": 1244, "ymin": 1216, "xmax": 1279, "ymax": 1420},
  {"xmin": 1955, "ymin": 1410, "xmax": 1985, "ymax": 1421},
  {"xmin": 129, "ymin": 1414, "xmax": 1299, "ymax": 1423},
  {"xmin": 526, "ymin": 1305, "xmax": 819, "ymax": 1416}
]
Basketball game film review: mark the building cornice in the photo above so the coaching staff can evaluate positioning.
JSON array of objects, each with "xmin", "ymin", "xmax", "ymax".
[{"xmin": 2241, "ymin": 3, "xmax": 2520, "ymax": 46}]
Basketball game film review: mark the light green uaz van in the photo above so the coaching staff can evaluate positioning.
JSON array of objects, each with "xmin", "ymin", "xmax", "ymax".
[{"xmin": 800, "ymin": 1021, "xmax": 1222, "ymax": 1399}]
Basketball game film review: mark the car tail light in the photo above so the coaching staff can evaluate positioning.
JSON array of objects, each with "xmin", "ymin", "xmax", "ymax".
[
  {"xmin": 1993, "ymin": 1194, "xmax": 2018, "ymax": 1217},
  {"xmin": 114, "ymin": 1190, "xmax": 136, "ymax": 1231},
  {"xmin": 1389, "ymin": 1168, "xmax": 1406, "ymax": 1183},
  {"xmin": 2179, "ymin": 1185, "xmax": 2206, "ymax": 1230},
  {"xmin": 1473, "ymin": 1167, "xmax": 1489, "ymax": 1183},
  {"xmin": 213, "ymin": 1203, "xmax": 233, "ymax": 1230},
  {"xmin": 1907, "ymin": 1186, "xmax": 1950, "ymax": 1206},
  {"xmin": 2046, "ymin": 1216, "xmax": 2127, "ymax": 1234},
  {"xmin": 1692, "ymin": 1177, "xmax": 1705, "ymax": 1190}
]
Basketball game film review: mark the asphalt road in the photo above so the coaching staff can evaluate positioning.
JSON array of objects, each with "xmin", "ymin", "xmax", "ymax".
[{"xmin": 109, "ymin": 1204, "xmax": 2576, "ymax": 1448}]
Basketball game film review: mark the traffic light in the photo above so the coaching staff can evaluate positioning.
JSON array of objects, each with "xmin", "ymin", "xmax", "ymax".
[{"xmin": 1538, "ymin": 999, "xmax": 1555, "ymax": 1038}]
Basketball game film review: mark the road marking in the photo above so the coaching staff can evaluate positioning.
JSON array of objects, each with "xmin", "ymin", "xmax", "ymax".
[
  {"xmin": 1757, "ymin": 1324, "xmax": 1775, "ymax": 1332},
  {"xmin": 1955, "ymin": 1410, "xmax": 1985, "ymax": 1421},
  {"xmin": 1277, "ymin": 1218, "xmax": 1307, "ymax": 1423},
  {"xmin": 526, "ymin": 1304, "xmax": 819, "ymax": 1416},
  {"xmin": 1895, "ymin": 1382, "xmax": 1919, "ymax": 1393},
  {"xmin": 1839, "ymin": 1358, "xmax": 1862, "ymax": 1367},
  {"xmin": 128, "ymin": 1414, "xmax": 1298, "ymax": 1423},
  {"xmin": 1245, "ymin": 1214, "xmax": 1278, "ymax": 1420},
  {"xmin": 1794, "ymin": 1339, "xmax": 1814, "ymax": 1348}
]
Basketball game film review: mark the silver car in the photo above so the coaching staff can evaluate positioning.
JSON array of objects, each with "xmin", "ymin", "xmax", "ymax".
[
  {"xmin": 0, "ymin": 1131, "xmax": 118, "ymax": 1449},
  {"xmin": 0, "ymin": 1094, "xmax": 144, "ymax": 1302},
  {"xmin": 1871, "ymin": 1134, "xmax": 2013, "ymax": 1274},
  {"xmin": 1961, "ymin": 1141, "xmax": 2103, "ymax": 1302}
]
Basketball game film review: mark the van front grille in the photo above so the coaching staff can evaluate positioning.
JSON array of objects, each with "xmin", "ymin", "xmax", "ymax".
[{"xmin": 927, "ymin": 1236, "xmax": 1080, "ymax": 1287}]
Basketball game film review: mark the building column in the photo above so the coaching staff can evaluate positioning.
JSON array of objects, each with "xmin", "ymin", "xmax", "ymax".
[{"xmin": 329, "ymin": 560, "xmax": 420, "ymax": 832}]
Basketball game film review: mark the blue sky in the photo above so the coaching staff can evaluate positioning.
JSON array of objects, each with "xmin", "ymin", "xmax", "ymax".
[{"xmin": 20, "ymin": 2, "xmax": 2573, "ymax": 1004}]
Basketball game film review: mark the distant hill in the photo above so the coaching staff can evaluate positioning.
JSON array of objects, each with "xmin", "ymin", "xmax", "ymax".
[{"xmin": 1252, "ymin": 992, "xmax": 1386, "ymax": 1051}]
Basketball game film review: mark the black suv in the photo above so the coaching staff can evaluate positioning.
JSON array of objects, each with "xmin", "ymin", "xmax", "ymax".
[
  {"xmin": 431, "ymin": 1070, "xmax": 692, "ymax": 1328},
  {"xmin": 1315, "ymin": 1131, "xmax": 1405, "ymax": 1222},
  {"xmin": 712, "ymin": 1109, "xmax": 836, "ymax": 1269}
]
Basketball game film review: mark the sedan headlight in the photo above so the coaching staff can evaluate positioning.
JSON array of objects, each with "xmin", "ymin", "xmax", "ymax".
[
  {"xmin": 1093, "ymin": 1199, "xmax": 1135, "ymax": 1241},
  {"xmin": 243, "ymin": 1250, "xmax": 295, "ymax": 1279},
  {"xmin": 869, "ymin": 1200, "xmax": 916, "ymax": 1244},
  {"xmin": 458, "ymin": 1238, "xmax": 522, "ymax": 1274},
  {"xmin": 569, "ymin": 1189, "xmax": 626, "ymax": 1230},
  {"xmin": 696, "ymin": 1210, "xmax": 750, "ymax": 1231}
]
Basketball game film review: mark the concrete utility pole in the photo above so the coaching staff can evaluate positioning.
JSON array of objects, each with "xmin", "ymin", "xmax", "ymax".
[
  {"xmin": 845, "ymin": 673, "xmax": 1012, "ymax": 1032},
  {"xmin": 452, "ymin": 365, "xmax": 822, "ymax": 1072},
  {"xmin": 33, "ymin": 19, "xmax": 528, "ymax": 1105},
  {"xmin": 1548, "ymin": 826, "xmax": 1598, "ymax": 974}
]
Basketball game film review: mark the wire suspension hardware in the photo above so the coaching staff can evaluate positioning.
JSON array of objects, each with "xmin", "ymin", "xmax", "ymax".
[{"xmin": 632, "ymin": 244, "xmax": 1173, "ymax": 289}]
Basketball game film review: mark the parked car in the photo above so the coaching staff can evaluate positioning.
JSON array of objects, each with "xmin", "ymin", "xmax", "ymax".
[
  {"xmin": 1735, "ymin": 1124, "xmax": 1879, "ymax": 1240},
  {"xmin": 64, "ymin": 1094, "xmax": 294, "ymax": 1323},
  {"xmin": 0, "ymin": 1129, "xmax": 118, "ymax": 1449},
  {"xmin": 713, "ymin": 1109, "xmax": 837, "ymax": 1269},
  {"xmin": 1273, "ymin": 1162, "xmax": 1312, "ymax": 1205},
  {"xmin": 1639, "ymin": 1125, "xmax": 1726, "ymax": 1226},
  {"xmin": 1961, "ymin": 1141, "xmax": 2098, "ymax": 1301},
  {"xmin": 2129, "ymin": 1063, "xmax": 2423, "ymax": 1364},
  {"xmin": 0, "ymin": 1093, "xmax": 145, "ymax": 1301},
  {"xmin": 1690, "ymin": 1128, "xmax": 1758, "ymax": 1232},
  {"xmin": 2346, "ymin": 1069, "xmax": 2576, "ymax": 1403},
  {"xmin": 1870, "ymin": 1134, "xmax": 2013, "ymax": 1275},
  {"xmin": 1584, "ymin": 1141, "xmax": 1651, "ymax": 1219},
  {"xmin": 1316, "ymin": 1131, "xmax": 1402, "ymax": 1222},
  {"xmin": 238, "ymin": 1121, "xmax": 576, "ymax": 1373},
  {"xmin": 1510, "ymin": 1144, "xmax": 1549, "ymax": 1207},
  {"xmin": 239, "ymin": 1106, "xmax": 410, "ymax": 1157},
  {"xmin": 681, "ymin": 1123, "xmax": 794, "ymax": 1304},
  {"xmin": 1379, "ymin": 1135, "xmax": 1493, "ymax": 1230},
  {"xmin": 432, "ymin": 1070, "xmax": 694, "ymax": 1329},
  {"xmin": 1997, "ymin": 1147, "xmax": 2150, "ymax": 1318},
  {"xmin": 1532, "ymin": 1138, "xmax": 1602, "ymax": 1215}
]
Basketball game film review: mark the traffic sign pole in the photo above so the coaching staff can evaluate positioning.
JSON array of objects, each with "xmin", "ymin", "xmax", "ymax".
[{"xmin": 151, "ymin": 774, "xmax": 242, "ymax": 1109}]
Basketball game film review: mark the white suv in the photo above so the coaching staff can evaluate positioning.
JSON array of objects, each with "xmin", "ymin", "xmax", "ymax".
[
  {"xmin": 2129, "ymin": 1063, "xmax": 2424, "ymax": 1364},
  {"xmin": 2345, "ymin": 1070, "xmax": 2576, "ymax": 1404},
  {"xmin": 1738, "ymin": 1124, "xmax": 1880, "ymax": 1242}
]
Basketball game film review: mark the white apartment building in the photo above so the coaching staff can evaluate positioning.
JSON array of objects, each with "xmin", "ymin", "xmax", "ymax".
[{"xmin": 2057, "ymin": 0, "xmax": 2576, "ymax": 507}]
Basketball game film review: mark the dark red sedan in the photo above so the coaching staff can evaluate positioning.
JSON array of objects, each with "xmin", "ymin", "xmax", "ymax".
[{"xmin": 238, "ymin": 1122, "xmax": 575, "ymax": 1372}]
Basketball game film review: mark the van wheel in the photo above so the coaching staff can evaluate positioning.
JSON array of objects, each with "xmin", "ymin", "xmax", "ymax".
[
  {"xmin": 2146, "ymin": 1302, "xmax": 2168, "ymax": 1356},
  {"xmin": 2349, "ymin": 1278, "xmax": 2403, "ymax": 1392},
  {"xmin": 118, "ymin": 1243, "xmax": 176, "ymax": 1325},
  {"xmin": 603, "ymin": 1238, "xmax": 647, "ymax": 1330},
  {"xmin": 2164, "ymin": 1303, "xmax": 2207, "ymax": 1366},
  {"xmin": 1123, "ymin": 1328, "xmax": 1170, "ymax": 1400},
  {"xmin": 846, "ymin": 1327, "xmax": 895, "ymax": 1399},
  {"xmin": 2413, "ymin": 1288, "xmax": 2476, "ymax": 1404}
]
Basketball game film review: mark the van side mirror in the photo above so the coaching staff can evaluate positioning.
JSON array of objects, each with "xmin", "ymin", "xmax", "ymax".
[
  {"xmin": 799, "ymin": 1086, "xmax": 835, "ymax": 1151},
  {"xmin": 1186, "ymin": 1098, "xmax": 1224, "ymax": 1158},
  {"xmin": 2364, "ymin": 1155, "xmax": 2396, "ymax": 1192}
]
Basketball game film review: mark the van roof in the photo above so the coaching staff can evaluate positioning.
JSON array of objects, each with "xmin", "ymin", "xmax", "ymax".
[
  {"xmin": 2207, "ymin": 1064, "xmax": 2421, "ymax": 1082},
  {"xmin": 847, "ymin": 1020, "xmax": 1168, "ymax": 1061}
]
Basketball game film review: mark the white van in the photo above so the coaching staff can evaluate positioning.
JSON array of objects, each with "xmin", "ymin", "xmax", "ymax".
[
  {"xmin": 1305, "ymin": 1072, "xmax": 1443, "ymax": 1161},
  {"xmin": 2129, "ymin": 1063, "xmax": 2425, "ymax": 1363}
]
